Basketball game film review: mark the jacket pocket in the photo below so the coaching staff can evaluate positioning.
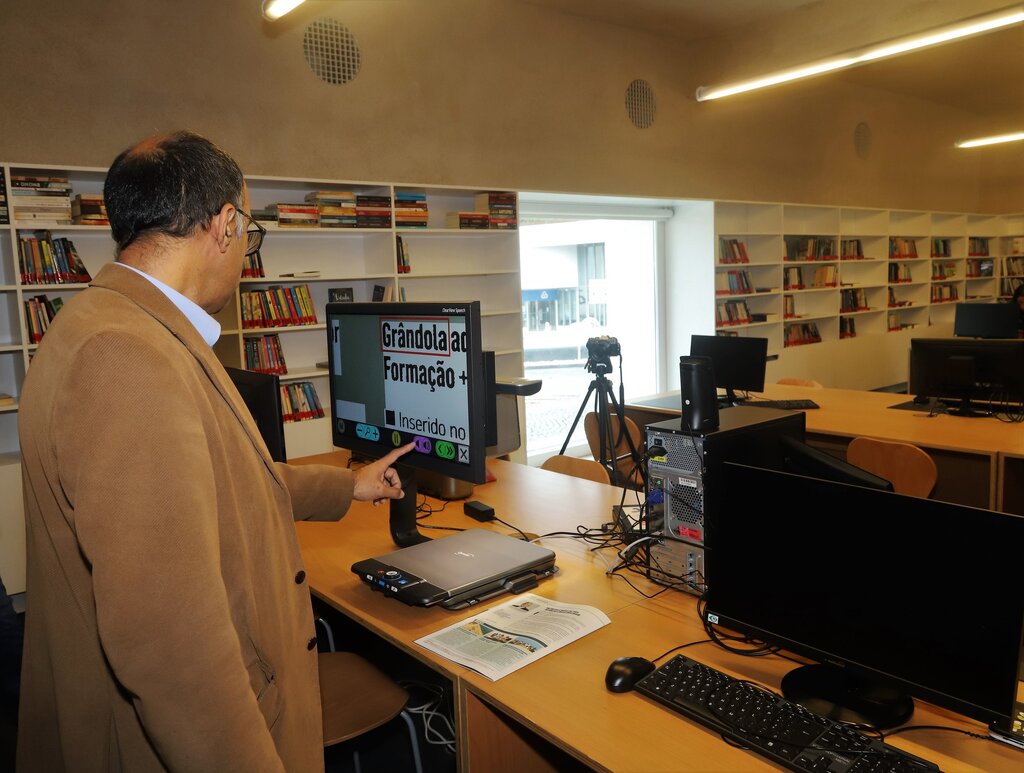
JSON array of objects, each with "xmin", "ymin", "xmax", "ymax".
[{"xmin": 245, "ymin": 636, "xmax": 283, "ymax": 729}]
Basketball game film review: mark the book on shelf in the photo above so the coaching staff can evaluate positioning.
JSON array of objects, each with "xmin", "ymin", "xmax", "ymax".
[
  {"xmin": 446, "ymin": 211, "xmax": 489, "ymax": 229},
  {"xmin": 280, "ymin": 381, "xmax": 325, "ymax": 423},
  {"xmin": 930, "ymin": 238, "xmax": 951, "ymax": 258},
  {"xmin": 967, "ymin": 237, "xmax": 989, "ymax": 257},
  {"xmin": 371, "ymin": 283, "xmax": 394, "ymax": 302},
  {"xmin": 0, "ymin": 169, "xmax": 9, "ymax": 225},
  {"xmin": 240, "ymin": 284, "xmax": 317, "ymax": 328},
  {"xmin": 395, "ymin": 190, "xmax": 429, "ymax": 228},
  {"xmin": 715, "ymin": 299, "xmax": 751, "ymax": 327},
  {"xmin": 355, "ymin": 194, "xmax": 392, "ymax": 228},
  {"xmin": 965, "ymin": 258, "xmax": 993, "ymax": 278},
  {"xmin": 244, "ymin": 333, "xmax": 287, "ymax": 374},
  {"xmin": 840, "ymin": 239, "xmax": 864, "ymax": 260},
  {"xmin": 24, "ymin": 294, "xmax": 63, "ymax": 343},
  {"xmin": 17, "ymin": 232, "xmax": 92, "ymax": 284},
  {"xmin": 242, "ymin": 248, "xmax": 265, "ymax": 278},
  {"xmin": 784, "ymin": 236, "xmax": 837, "ymax": 261},
  {"xmin": 839, "ymin": 317, "xmax": 856, "ymax": 338},
  {"xmin": 395, "ymin": 235, "xmax": 411, "ymax": 273},
  {"xmin": 930, "ymin": 261, "xmax": 957, "ymax": 280},
  {"xmin": 930, "ymin": 284, "xmax": 959, "ymax": 303},
  {"xmin": 783, "ymin": 266, "xmax": 804, "ymax": 290},
  {"xmin": 279, "ymin": 270, "xmax": 321, "ymax": 278},
  {"xmin": 10, "ymin": 174, "xmax": 73, "ymax": 225},
  {"xmin": 889, "ymin": 237, "xmax": 918, "ymax": 259},
  {"xmin": 474, "ymin": 191, "xmax": 518, "ymax": 229},
  {"xmin": 271, "ymin": 203, "xmax": 319, "ymax": 227},
  {"xmin": 305, "ymin": 190, "xmax": 358, "ymax": 228},
  {"xmin": 328, "ymin": 287, "xmax": 354, "ymax": 303},
  {"xmin": 840, "ymin": 288, "xmax": 868, "ymax": 313},
  {"xmin": 783, "ymin": 322, "xmax": 822, "ymax": 347},
  {"xmin": 718, "ymin": 237, "xmax": 749, "ymax": 264},
  {"xmin": 71, "ymin": 194, "xmax": 109, "ymax": 226},
  {"xmin": 715, "ymin": 269, "xmax": 753, "ymax": 295}
]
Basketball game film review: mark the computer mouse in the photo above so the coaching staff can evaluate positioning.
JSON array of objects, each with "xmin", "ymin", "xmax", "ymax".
[{"xmin": 605, "ymin": 656, "xmax": 656, "ymax": 693}]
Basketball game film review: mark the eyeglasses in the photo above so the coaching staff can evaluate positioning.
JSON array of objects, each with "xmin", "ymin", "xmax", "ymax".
[{"xmin": 237, "ymin": 208, "xmax": 267, "ymax": 257}]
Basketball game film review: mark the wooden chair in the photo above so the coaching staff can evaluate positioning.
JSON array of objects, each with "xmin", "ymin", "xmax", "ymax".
[
  {"xmin": 316, "ymin": 620, "xmax": 424, "ymax": 772},
  {"xmin": 776, "ymin": 378, "xmax": 824, "ymax": 388},
  {"xmin": 583, "ymin": 412, "xmax": 644, "ymax": 488},
  {"xmin": 846, "ymin": 437, "xmax": 938, "ymax": 498},
  {"xmin": 540, "ymin": 454, "xmax": 611, "ymax": 484}
]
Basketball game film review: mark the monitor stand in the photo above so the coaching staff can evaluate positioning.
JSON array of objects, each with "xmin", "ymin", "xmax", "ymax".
[
  {"xmin": 390, "ymin": 464, "xmax": 430, "ymax": 547},
  {"xmin": 781, "ymin": 664, "xmax": 914, "ymax": 730},
  {"xmin": 947, "ymin": 396, "xmax": 991, "ymax": 418},
  {"xmin": 719, "ymin": 387, "xmax": 742, "ymax": 408}
]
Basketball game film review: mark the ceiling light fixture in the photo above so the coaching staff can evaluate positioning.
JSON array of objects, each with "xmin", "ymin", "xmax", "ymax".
[
  {"xmin": 262, "ymin": 0, "xmax": 307, "ymax": 21},
  {"xmin": 696, "ymin": 5, "xmax": 1024, "ymax": 101},
  {"xmin": 955, "ymin": 132, "xmax": 1024, "ymax": 148}
]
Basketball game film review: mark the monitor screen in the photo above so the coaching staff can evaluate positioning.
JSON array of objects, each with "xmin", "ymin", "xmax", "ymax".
[
  {"xmin": 225, "ymin": 366, "xmax": 287, "ymax": 463},
  {"xmin": 707, "ymin": 462, "xmax": 1024, "ymax": 730},
  {"xmin": 689, "ymin": 334, "xmax": 768, "ymax": 403},
  {"xmin": 326, "ymin": 301, "xmax": 487, "ymax": 544},
  {"xmin": 953, "ymin": 302, "xmax": 1020, "ymax": 339},
  {"xmin": 909, "ymin": 337, "xmax": 1024, "ymax": 415},
  {"xmin": 779, "ymin": 435, "xmax": 893, "ymax": 492}
]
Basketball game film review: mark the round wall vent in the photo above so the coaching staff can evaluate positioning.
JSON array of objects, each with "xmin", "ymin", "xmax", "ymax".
[
  {"xmin": 854, "ymin": 122, "xmax": 872, "ymax": 159},
  {"xmin": 625, "ymin": 79, "xmax": 656, "ymax": 129},
  {"xmin": 303, "ymin": 18, "xmax": 361, "ymax": 85}
]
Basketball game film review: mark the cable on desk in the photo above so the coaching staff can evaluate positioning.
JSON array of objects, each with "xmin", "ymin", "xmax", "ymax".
[{"xmin": 493, "ymin": 516, "xmax": 531, "ymax": 542}]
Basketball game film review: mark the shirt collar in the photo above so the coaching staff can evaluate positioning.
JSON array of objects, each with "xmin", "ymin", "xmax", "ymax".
[{"xmin": 117, "ymin": 262, "xmax": 222, "ymax": 347}]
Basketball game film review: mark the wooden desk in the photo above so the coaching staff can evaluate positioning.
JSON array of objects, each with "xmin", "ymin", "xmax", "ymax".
[
  {"xmin": 292, "ymin": 452, "xmax": 1019, "ymax": 772},
  {"xmin": 627, "ymin": 384, "xmax": 1024, "ymax": 514}
]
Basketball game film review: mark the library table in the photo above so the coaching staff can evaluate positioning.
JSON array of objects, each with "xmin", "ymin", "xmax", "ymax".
[
  {"xmin": 291, "ymin": 452, "xmax": 1019, "ymax": 772},
  {"xmin": 626, "ymin": 383, "xmax": 1024, "ymax": 514}
]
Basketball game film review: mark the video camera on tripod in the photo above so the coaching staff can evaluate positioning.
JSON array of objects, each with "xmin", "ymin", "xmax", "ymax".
[{"xmin": 560, "ymin": 335, "xmax": 646, "ymax": 487}]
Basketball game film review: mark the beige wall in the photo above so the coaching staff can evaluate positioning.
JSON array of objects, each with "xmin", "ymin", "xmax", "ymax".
[{"xmin": 1, "ymin": 0, "xmax": 1020, "ymax": 212}]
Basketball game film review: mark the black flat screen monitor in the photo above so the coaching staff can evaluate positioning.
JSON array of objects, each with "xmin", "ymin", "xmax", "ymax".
[
  {"xmin": 909, "ymin": 337, "xmax": 1024, "ymax": 416},
  {"xmin": 326, "ymin": 301, "xmax": 487, "ymax": 546},
  {"xmin": 779, "ymin": 435, "xmax": 893, "ymax": 492},
  {"xmin": 689, "ymin": 334, "xmax": 768, "ymax": 405},
  {"xmin": 953, "ymin": 302, "xmax": 1021, "ymax": 339},
  {"xmin": 225, "ymin": 366, "xmax": 287, "ymax": 463},
  {"xmin": 708, "ymin": 462, "xmax": 1024, "ymax": 732}
]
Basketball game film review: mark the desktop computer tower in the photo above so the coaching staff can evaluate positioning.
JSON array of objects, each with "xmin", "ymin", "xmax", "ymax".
[{"xmin": 645, "ymin": 406, "xmax": 804, "ymax": 594}]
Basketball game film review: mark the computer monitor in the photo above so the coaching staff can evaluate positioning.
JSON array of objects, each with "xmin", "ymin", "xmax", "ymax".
[
  {"xmin": 953, "ymin": 302, "xmax": 1021, "ymax": 339},
  {"xmin": 326, "ymin": 301, "xmax": 487, "ymax": 546},
  {"xmin": 225, "ymin": 366, "xmax": 287, "ymax": 463},
  {"xmin": 707, "ymin": 462, "xmax": 1024, "ymax": 731},
  {"xmin": 779, "ymin": 435, "xmax": 893, "ymax": 492},
  {"xmin": 689, "ymin": 334, "xmax": 768, "ymax": 405},
  {"xmin": 909, "ymin": 337, "xmax": 1024, "ymax": 416}
]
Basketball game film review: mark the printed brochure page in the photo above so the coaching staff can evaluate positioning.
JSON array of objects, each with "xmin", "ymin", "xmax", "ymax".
[{"xmin": 415, "ymin": 593, "xmax": 610, "ymax": 681}]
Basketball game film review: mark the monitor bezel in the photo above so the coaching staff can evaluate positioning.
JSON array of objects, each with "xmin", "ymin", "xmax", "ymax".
[{"xmin": 689, "ymin": 334, "xmax": 769, "ymax": 399}]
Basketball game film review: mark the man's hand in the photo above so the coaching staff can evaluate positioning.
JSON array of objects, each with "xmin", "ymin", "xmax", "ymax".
[{"xmin": 352, "ymin": 442, "xmax": 417, "ymax": 506}]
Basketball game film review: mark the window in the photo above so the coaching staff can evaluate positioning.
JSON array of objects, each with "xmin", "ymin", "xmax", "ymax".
[{"xmin": 519, "ymin": 212, "xmax": 663, "ymax": 462}]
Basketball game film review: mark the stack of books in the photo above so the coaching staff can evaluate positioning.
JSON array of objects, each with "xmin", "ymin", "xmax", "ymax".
[
  {"xmin": 271, "ymin": 203, "xmax": 319, "ymax": 228},
  {"xmin": 10, "ymin": 175, "xmax": 72, "ymax": 225},
  {"xmin": 394, "ymin": 190, "xmax": 428, "ymax": 228},
  {"xmin": 305, "ymin": 191, "xmax": 357, "ymax": 228},
  {"xmin": 0, "ymin": 169, "xmax": 8, "ymax": 224},
  {"xmin": 355, "ymin": 194, "xmax": 392, "ymax": 228},
  {"xmin": 24, "ymin": 295, "xmax": 63, "ymax": 343},
  {"xmin": 244, "ymin": 334, "xmax": 287, "ymax": 374},
  {"xmin": 446, "ymin": 211, "xmax": 489, "ymax": 229},
  {"xmin": 395, "ymin": 235, "xmax": 411, "ymax": 273},
  {"xmin": 71, "ymin": 194, "xmax": 109, "ymax": 226},
  {"xmin": 474, "ymin": 192, "xmax": 517, "ymax": 229},
  {"xmin": 17, "ymin": 232, "xmax": 92, "ymax": 284},
  {"xmin": 280, "ymin": 381, "xmax": 325, "ymax": 422},
  {"xmin": 240, "ymin": 284, "xmax": 318, "ymax": 328}
]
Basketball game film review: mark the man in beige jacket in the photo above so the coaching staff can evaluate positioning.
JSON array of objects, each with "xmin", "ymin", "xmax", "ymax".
[{"xmin": 17, "ymin": 131, "xmax": 412, "ymax": 771}]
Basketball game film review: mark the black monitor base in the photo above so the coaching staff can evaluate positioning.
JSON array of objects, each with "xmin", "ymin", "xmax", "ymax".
[
  {"xmin": 781, "ymin": 664, "xmax": 914, "ymax": 730},
  {"xmin": 389, "ymin": 465, "xmax": 430, "ymax": 547}
]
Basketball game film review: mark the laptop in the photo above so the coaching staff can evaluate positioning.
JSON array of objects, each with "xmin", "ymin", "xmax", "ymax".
[{"xmin": 351, "ymin": 529, "xmax": 558, "ymax": 609}]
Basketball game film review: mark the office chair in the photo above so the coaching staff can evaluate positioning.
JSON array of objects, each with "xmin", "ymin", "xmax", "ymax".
[
  {"xmin": 776, "ymin": 378, "xmax": 824, "ymax": 388},
  {"xmin": 846, "ymin": 437, "xmax": 938, "ymax": 498},
  {"xmin": 583, "ymin": 412, "xmax": 644, "ymax": 488},
  {"xmin": 540, "ymin": 454, "xmax": 611, "ymax": 484},
  {"xmin": 315, "ymin": 618, "xmax": 424, "ymax": 773}
]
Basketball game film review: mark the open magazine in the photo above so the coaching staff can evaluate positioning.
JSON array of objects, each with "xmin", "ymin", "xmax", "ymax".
[{"xmin": 415, "ymin": 594, "xmax": 610, "ymax": 681}]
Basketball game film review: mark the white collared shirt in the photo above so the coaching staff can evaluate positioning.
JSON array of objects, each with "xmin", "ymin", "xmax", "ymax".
[{"xmin": 117, "ymin": 262, "xmax": 221, "ymax": 347}]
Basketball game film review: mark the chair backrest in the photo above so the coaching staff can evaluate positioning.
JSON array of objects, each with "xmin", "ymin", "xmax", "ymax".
[
  {"xmin": 540, "ymin": 454, "xmax": 611, "ymax": 484},
  {"xmin": 776, "ymin": 377, "xmax": 823, "ymax": 388},
  {"xmin": 583, "ymin": 412, "xmax": 643, "ymax": 487},
  {"xmin": 846, "ymin": 436, "xmax": 938, "ymax": 498}
]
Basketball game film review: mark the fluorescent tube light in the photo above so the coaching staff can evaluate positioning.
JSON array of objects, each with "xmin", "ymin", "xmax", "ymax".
[
  {"xmin": 956, "ymin": 132, "xmax": 1024, "ymax": 148},
  {"xmin": 262, "ymin": 0, "xmax": 307, "ymax": 20},
  {"xmin": 696, "ymin": 5, "xmax": 1024, "ymax": 101}
]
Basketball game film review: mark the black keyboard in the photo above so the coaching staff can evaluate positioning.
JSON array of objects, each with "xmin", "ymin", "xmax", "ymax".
[
  {"xmin": 634, "ymin": 655, "xmax": 939, "ymax": 772},
  {"xmin": 744, "ymin": 399, "xmax": 821, "ymax": 410}
]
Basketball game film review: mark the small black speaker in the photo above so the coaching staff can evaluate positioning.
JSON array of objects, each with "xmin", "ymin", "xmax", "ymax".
[{"xmin": 679, "ymin": 355, "xmax": 719, "ymax": 433}]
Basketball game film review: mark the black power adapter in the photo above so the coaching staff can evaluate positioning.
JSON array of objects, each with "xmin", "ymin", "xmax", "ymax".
[{"xmin": 464, "ymin": 500, "xmax": 495, "ymax": 522}]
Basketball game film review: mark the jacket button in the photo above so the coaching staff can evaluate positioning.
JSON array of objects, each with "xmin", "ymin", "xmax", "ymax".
[
  {"xmin": 294, "ymin": 570, "xmax": 306, "ymax": 584},
  {"xmin": 307, "ymin": 636, "xmax": 317, "ymax": 651}
]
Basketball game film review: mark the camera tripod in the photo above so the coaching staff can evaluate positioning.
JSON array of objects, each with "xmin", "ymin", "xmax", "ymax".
[{"xmin": 560, "ymin": 368, "xmax": 646, "ymax": 487}]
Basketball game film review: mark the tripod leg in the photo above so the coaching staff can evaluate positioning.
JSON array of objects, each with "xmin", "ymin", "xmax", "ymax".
[
  {"xmin": 605, "ymin": 386, "xmax": 648, "ymax": 487},
  {"xmin": 559, "ymin": 380, "xmax": 599, "ymax": 455}
]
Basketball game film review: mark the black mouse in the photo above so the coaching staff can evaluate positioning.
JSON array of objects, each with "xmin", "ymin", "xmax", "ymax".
[{"xmin": 605, "ymin": 656, "xmax": 655, "ymax": 693}]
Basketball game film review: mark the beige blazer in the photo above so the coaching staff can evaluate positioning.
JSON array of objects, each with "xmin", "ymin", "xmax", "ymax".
[{"xmin": 18, "ymin": 263, "xmax": 353, "ymax": 772}]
